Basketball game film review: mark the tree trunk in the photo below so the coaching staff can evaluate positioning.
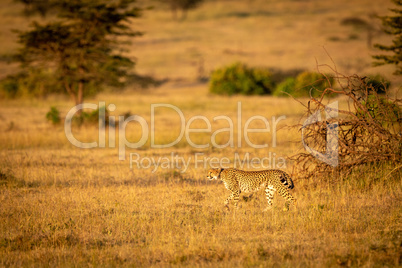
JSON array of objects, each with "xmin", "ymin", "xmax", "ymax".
[
  {"xmin": 64, "ymin": 81, "xmax": 84, "ymax": 115},
  {"xmin": 64, "ymin": 81, "xmax": 78, "ymax": 105},
  {"xmin": 77, "ymin": 82, "xmax": 84, "ymax": 106}
]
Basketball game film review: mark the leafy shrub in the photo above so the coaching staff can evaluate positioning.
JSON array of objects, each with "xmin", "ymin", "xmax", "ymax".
[
  {"xmin": 70, "ymin": 107, "xmax": 132, "ymax": 127},
  {"xmin": 73, "ymin": 106, "xmax": 109, "ymax": 127},
  {"xmin": 0, "ymin": 69, "xmax": 107, "ymax": 99},
  {"xmin": 0, "ymin": 70, "xmax": 64, "ymax": 98},
  {"xmin": 291, "ymin": 73, "xmax": 401, "ymax": 181},
  {"xmin": 0, "ymin": 74, "xmax": 22, "ymax": 98},
  {"xmin": 209, "ymin": 62, "xmax": 274, "ymax": 96},
  {"xmin": 365, "ymin": 75, "xmax": 390, "ymax": 94},
  {"xmin": 292, "ymin": 71, "xmax": 334, "ymax": 98},
  {"xmin": 46, "ymin": 106, "xmax": 61, "ymax": 125},
  {"xmin": 273, "ymin": 77, "xmax": 296, "ymax": 97},
  {"xmin": 358, "ymin": 95, "xmax": 401, "ymax": 125}
]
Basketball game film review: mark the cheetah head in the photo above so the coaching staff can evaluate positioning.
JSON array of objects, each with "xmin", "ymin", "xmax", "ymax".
[{"xmin": 207, "ymin": 168, "xmax": 223, "ymax": 180}]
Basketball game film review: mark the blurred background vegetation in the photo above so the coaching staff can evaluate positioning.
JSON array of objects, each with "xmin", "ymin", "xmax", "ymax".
[{"xmin": 0, "ymin": 0, "xmax": 400, "ymax": 102}]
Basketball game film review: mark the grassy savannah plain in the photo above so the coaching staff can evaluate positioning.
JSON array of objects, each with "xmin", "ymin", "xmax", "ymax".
[{"xmin": 0, "ymin": 0, "xmax": 401, "ymax": 267}]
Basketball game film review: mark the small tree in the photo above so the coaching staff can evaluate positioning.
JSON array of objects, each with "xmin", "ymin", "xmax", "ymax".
[
  {"xmin": 372, "ymin": 0, "xmax": 402, "ymax": 75},
  {"xmin": 14, "ymin": 0, "xmax": 142, "ymax": 106},
  {"xmin": 209, "ymin": 62, "xmax": 275, "ymax": 96}
]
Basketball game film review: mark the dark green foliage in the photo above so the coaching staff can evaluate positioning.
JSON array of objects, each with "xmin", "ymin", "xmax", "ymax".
[
  {"xmin": 0, "ymin": 74, "xmax": 22, "ymax": 98},
  {"xmin": 358, "ymin": 95, "xmax": 401, "ymax": 125},
  {"xmin": 372, "ymin": 0, "xmax": 402, "ymax": 75},
  {"xmin": 273, "ymin": 77, "xmax": 296, "ymax": 97},
  {"xmin": 73, "ymin": 106, "xmax": 109, "ymax": 127},
  {"xmin": 46, "ymin": 106, "xmax": 61, "ymax": 125},
  {"xmin": 0, "ymin": 69, "xmax": 65, "ymax": 98},
  {"xmin": 290, "ymin": 71, "xmax": 334, "ymax": 98},
  {"xmin": 74, "ymin": 106, "xmax": 133, "ymax": 127},
  {"xmin": 0, "ymin": 68, "xmax": 108, "ymax": 99},
  {"xmin": 209, "ymin": 64, "xmax": 332, "ymax": 98},
  {"xmin": 365, "ymin": 74, "xmax": 391, "ymax": 94},
  {"xmin": 209, "ymin": 62, "xmax": 274, "ymax": 96},
  {"xmin": 7, "ymin": 0, "xmax": 142, "ymax": 105}
]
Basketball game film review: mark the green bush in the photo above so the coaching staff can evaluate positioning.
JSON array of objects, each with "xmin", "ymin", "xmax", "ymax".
[
  {"xmin": 46, "ymin": 106, "xmax": 61, "ymax": 125},
  {"xmin": 73, "ymin": 106, "xmax": 109, "ymax": 127},
  {"xmin": 271, "ymin": 71, "xmax": 333, "ymax": 98},
  {"xmin": 273, "ymin": 77, "xmax": 296, "ymax": 96},
  {"xmin": 71, "ymin": 107, "xmax": 132, "ymax": 127},
  {"xmin": 209, "ymin": 62, "xmax": 275, "ymax": 96},
  {"xmin": 0, "ymin": 72, "xmax": 27, "ymax": 98},
  {"xmin": 0, "ymin": 69, "xmax": 104, "ymax": 99},
  {"xmin": 0, "ymin": 70, "xmax": 64, "ymax": 98},
  {"xmin": 358, "ymin": 95, "xmax": 401, "ymax": 124},
  {"xmin": 366, "ymin": 75, "xmax": 390, "ymax": 94},
  {"xmin": 292, "ymin": 71, "xmax": 334, "ymax": 98}
]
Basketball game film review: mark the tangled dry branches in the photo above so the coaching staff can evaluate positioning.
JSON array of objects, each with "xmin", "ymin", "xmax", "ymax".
[{"xmin": 290, "ymin": 71, "xmax": 402, "ymax": 180}]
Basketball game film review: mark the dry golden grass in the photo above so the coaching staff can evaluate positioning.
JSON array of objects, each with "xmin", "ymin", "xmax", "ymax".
[
  {"xmin": 0, "ymin": 0, "xmax": 401, "ymax": 266},
  {"xmin": 1, "ymin": 85, "xmax": 401, "ymax": 267}
]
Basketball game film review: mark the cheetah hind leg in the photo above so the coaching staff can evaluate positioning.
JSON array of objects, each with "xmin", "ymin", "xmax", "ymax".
[{"xmin": 283, "ymin": 198, "xmax": 297, "ymax": 211}]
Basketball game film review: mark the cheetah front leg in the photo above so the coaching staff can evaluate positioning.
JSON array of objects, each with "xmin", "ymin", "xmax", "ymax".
[
  {"xmin": 263, "ymin": 185, "xmax": 276, "ymax": 211},
  {"xmin": 224, "ymin": 190, "xmax": 240, "ymax": 210}
]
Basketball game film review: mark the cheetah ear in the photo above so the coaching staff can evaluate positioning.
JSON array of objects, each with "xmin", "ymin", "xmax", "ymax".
[{"xmin": 218, "ymin": 168, "xmax": 224, "ymax": 178}]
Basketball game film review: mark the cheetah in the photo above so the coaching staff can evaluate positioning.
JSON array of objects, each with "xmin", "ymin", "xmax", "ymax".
[{"xmin": 207, "ymin": 168, "xmax": 296, "ymax": 211}]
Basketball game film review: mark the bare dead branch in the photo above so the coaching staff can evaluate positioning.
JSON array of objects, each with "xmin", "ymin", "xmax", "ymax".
[{"xmin": 289, "ymin": 72, "xmax": 401, "ymax": 181}]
